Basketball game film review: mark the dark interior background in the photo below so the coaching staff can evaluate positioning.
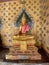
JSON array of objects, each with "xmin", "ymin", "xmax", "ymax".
[{"xmin": 0, "ymin": 34, "xmax": 3, "ymax": 47}]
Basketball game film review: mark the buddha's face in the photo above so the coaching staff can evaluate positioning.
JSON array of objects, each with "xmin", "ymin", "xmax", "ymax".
[{"xmin": 21, "ymin": 18, "xmax": 26, "ymax": 25}]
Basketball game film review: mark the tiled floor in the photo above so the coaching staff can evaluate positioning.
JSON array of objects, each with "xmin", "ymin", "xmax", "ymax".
[{"xmin": 0, "ymin": 62, "xmax": 49, "ymax": 65}]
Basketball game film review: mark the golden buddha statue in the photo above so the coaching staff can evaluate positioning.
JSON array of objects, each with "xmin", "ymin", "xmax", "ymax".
[
  {"xmin": 19, "ymin": 14, "xmax": 30, "ymax": 35},
  {"xmin": 12, "ymin": 14, "xmax": 36, "ymax": 51},
  {"xmin": 13, "ymin": 14, "xmax": 35, "ymax": 40}
]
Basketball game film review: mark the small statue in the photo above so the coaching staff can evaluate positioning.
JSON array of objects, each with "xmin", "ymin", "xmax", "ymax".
[{"xmin": 19, "ymin": 14, "xmax": 30, "ymax": 35}]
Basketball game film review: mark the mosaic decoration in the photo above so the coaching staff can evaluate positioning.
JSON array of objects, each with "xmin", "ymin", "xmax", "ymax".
[
  {"xmin": 0, "ymin": 0, "xmax": 49, "ymax": 49},
  {"xmin": 41, "ymin": 0, "xmax": 49, "ymax": 50},
  {"xmin": 14, "ymin": 9, "xmax": 34, "ymax": 30}
]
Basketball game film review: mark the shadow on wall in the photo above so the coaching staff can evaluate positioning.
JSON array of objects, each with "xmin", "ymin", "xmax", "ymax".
[{"xmin": 0, "ymin": 34, "xmax": 3, "ymax": 47}]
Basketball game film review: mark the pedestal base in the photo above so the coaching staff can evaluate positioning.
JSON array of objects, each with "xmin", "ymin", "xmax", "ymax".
[
  {"xmin": 6, "ymin": 55, "xmax": 41, "ymax": 60},
  {"xmin": 5, "ymin": 50, "xmax": 41, "ymax": 60}
]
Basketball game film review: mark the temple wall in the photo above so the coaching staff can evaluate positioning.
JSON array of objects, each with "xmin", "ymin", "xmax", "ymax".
[
  {"xmin": 41, "ymin": 0, "xmax": 49, "ymax": 52},
  {"xmin": 0, "ymin": 0, "xmax": 49, "ymax": 49}
]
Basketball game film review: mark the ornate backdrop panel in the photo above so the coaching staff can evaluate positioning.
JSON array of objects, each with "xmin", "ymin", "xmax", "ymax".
[
  {"xmin": 41, "ymin": 0, "xmax": 49, "ymax": 52},
  {"xmin": 0, "ymin": 0, "xmax": 49, "ymax": 49}
]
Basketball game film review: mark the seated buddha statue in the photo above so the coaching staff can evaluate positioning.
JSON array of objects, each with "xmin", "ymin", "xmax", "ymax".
[
  {"xmin": 19, "ymin": 14, "xmax": 30, "ymax": 35},
  {"xmin": 13, "ymin": 14, "xmax": 36, "ymax": 46}
]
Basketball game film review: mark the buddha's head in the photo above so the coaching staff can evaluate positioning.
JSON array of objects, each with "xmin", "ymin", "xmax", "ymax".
[{"xmin": 21, "ymin": 14, "xmax": 27, "ymax": 25}]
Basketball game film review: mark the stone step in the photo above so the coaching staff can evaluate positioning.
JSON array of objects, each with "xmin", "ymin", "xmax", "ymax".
[{"xmin": 5, "ymin": 53, "xmax": 41, "ymax": 60}]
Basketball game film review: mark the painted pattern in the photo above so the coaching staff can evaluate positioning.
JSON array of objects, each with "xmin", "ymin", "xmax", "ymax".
[{"xmin": 0, "ymin": 0, "xmax": 49, "ymax": 49}]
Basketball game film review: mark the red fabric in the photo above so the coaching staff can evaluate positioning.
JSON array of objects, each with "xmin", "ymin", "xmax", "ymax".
[{"xmin": 21, "ymin": 24, "xmax": 30, "ymax": 33}]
